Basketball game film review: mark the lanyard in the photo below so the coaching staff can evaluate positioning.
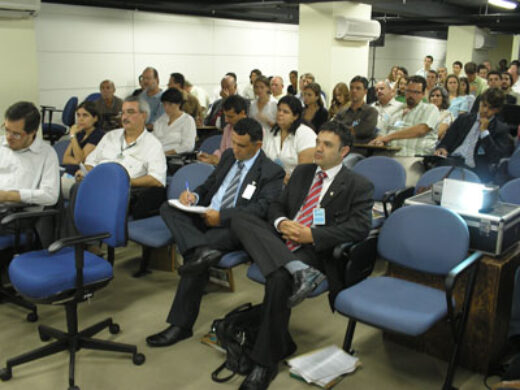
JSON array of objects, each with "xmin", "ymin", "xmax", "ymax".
[{"xmin": 119, "ymin": 136, "xmax": 137, "ymax": 158}]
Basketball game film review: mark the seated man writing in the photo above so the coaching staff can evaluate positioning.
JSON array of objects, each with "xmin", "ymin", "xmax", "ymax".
[
  {"xmin": 229, "ymin": 121, "xmax": 374, "ymax": 390},
  {"xmin": 146, "ymin": 118, "xmax": 285, "ymax": 348}
]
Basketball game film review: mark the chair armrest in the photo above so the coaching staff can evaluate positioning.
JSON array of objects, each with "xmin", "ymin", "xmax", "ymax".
[
  {"xmin": 333, "ymin": 241, "xmax": 354, "ymax": 260},
  {"xmin": 1, "ymin": 209, "xmax": 60, "ymax": 226},
  {"xmin": 382, "ymin": 187, "xmax": 414, "ymax": 217},
  {"xmin": 48, "ymin": 232, "xmax": 111, "ymax": 254},
  {"xmin": 40, "ymin": 105, "xmax": 57, "ymax": 111},
  {"xmin": 335, "ymin": 235, "xmax": 378, "ymax": 289}
]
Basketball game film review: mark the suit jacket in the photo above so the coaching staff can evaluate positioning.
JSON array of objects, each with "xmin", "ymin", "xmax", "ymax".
[
  {"xmin": 268, "ymin": 163, "xmax": 374, "ymax": 304},
  {"xmin": 195, "ymin": 148, "xmax": 285, "ymax": 226},
  {"xmin": 204, "ymin": 98, "xmax": 224, "ymax": 127},
  {"xmin": 438, "ymin": 112, "xmax": 514, "ymax": 180}
]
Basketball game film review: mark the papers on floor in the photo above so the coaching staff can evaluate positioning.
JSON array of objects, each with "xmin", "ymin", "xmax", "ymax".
[
  {"xmin": 287, "ymin": 345, "xmax": 360, "ymax": 388},
  {"xmin": 168, "ymin": 199, "xmax": 209, "ymax": 214}
]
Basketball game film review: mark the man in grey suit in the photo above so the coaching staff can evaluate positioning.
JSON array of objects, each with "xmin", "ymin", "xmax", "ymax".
[{"xmin": 230, "ymin": 121, "xmax": 374, "ymax": 390}]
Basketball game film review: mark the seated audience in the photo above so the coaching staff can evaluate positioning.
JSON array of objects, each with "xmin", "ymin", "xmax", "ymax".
[
  {"xmin": 465, "ymin": 62, "xmax": 487, "ymax": 97},
  {"xmin": 435, "ymin": 88, "xmax": 514, "ymax": 182},
  {"xmin": 262, "ymin": 95, "xmax": 315, "ymax": 182},
  {"xmin": 445, "ymin": 74, "xmax": 469, "ymax": 119},
  {"xmin": 437, "ymin": 66, "xmax": 448, "ymax": 86},
  {"xmin": 0, "ymin": 101, "xmax": 59, "ymax": 213},
  {"xmin": 478, "ymin": 64, "xmax": 489, "ymax": 80},
  {"xmin": 270, "ymin": 76, "xmax": 285, "ymax": 101},
  {"xmin": 394, "ymin": 75, "xmax": 407, "ymax": 103},
  {"xmin": 228, "ymin": 121, "xmax": 373, "ymax": 390},
  {"xmin": 498, "ymin": 58, "xmax": 509, "ymax": 73},
  {"xmin": 204, "ymin": 75, "xmax": 238, "ymax": 129},
  {"xmin": 501, "ymin": 71, "xmax": 519, "ymax": 104},
  {"xmin": 471, "ymin": 70, "xmax": 505, "ymax": 114},
  {"xmin": 168, "ymin": 72, "xmax": 203, "ymax": 125},
  {"xmin": 452, "ymin": 60, "xmax": 463, "ymax": 78},
  {"xmin": 371, "ymin": 80, "xmax": 402, "ymax": 131},
  {"xmin": 510, "ymin": 60, "xmax": 520, "ymax": 95},
  {"xmin": 153, "ymin": 88, "xmax": 196, "ymax": 155},
  {"xmin": 459, "ymin": 76, "xmax": 476, "ymax": 115},
  {"xmin": 79, "ymin": 96, "xmax": 167, "ymax": 219},
  {"xmin": 185, "ymin": 80, "xmax": 210, "ymax": 118},
  {"xmin": 131, "ymin": 75, "xmax": 144, "ymax": 97},
  {"xmin": 425, "ymin": 70, "xmax": 438, "ymax": 98},
  {"xmin": 429, "ymin": 86, "xmax": 453, "ymax": 140},
  {"xmin": 145, "ymin": 118, "xmax": 284, "ymax": 349},
  {"xmin": 198, "ymin": 95, "xmax": 248, "ymax": 165},
  {"xmin": 140, "ymin": 67, "xmax": 164, "ymax": 130},
  {"xmin": 243, "ymin": 69, "xmax": 261, "ymax": 101},
  {"xmin": 94, "ymin": 79, "xmax": 123, "ymax": 131},
  {"xmin": 370, "ymin": 75, "xmax": 439, "ymax": 185},
  {"xmin": 386, "ymin": 65, "xmax": 399, "ymax": 89},
  {"xmin": 397, "ymin": 66, "xmax": 409, "ymax": 79},
  {"xmin": 328, "ymin": 82, "xmax": 350, "ymax": 118},
  {"xmin": 287, "ymin": 70, "xmax": 298, "ymax": 96},
  {"xmin": 302, "ymin": 82, "xmax": 328, "ymax": 132},
  {"xmin": 249, "ymin": 76, "xmax": 277, "ymax": 133},
  {"xmin": 416, "ymin": 55, "xmax": 434, "ymax": 78}
]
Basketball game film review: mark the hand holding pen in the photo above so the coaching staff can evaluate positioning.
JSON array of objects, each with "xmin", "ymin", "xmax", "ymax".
[{"xmin": 180, "ymin": 180, "xmax": 196, "ymax": 206}]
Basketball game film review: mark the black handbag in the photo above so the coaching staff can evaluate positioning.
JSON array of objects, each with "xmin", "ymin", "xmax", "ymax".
[{"xmin": 210, "ymin": 303, "xmax": 262, "ymax": 383}]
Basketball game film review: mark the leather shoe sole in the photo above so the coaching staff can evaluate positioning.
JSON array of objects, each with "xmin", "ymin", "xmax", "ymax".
[
  {"xmin": 178, "ymin": 249, "xmax": 223, "ymax": 275},
  {"xmin": 287, "ymin": 273, "xmax": 326, "ymax": 308}
]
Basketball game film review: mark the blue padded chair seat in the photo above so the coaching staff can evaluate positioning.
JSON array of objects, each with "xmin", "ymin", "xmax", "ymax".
[
  {"xmin": 218, "ymin": 250, "xmax": 249, "ymax": 268},
  {"xmin": 0, "ymin": 234, "xmax": 27, "ymax": 251},
  {"xmin": 334, "ymin": 276, "xmax": 449, "ymax": 336},
  {"xmin": 128, "ymin": 216, "xmax": 173, "ymax": 248},
  {"xmin": 8, "ymin": 248, "xmax": 113, "ymax": 300},
  {"xmin": 247, "ymin": 263, "xmax": 329, "ymax": 297}
]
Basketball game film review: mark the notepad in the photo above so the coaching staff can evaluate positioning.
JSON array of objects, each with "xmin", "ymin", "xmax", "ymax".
[{"xmin": 168, "ymin": 199, "xmax": 209, "ymax": 214}]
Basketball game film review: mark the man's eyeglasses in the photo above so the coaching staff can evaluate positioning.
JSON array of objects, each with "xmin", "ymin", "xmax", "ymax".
[
  {"xmin": 405, "ymin": 89, "xmax": 423, "ymax": 95},
  {"xmin": 1, "ymin": 125, "xmax": 24, "ymax": 140}
]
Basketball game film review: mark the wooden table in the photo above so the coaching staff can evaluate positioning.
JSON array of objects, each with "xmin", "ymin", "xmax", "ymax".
[
  {"xmin": 353, "ymin": 143, "xmax": 401, "ymax": 156},
  {"xmin": 196, "ymin": 125, "xmax": 220, "ymax": 148},
  {"xmin": 384, "ymin": 244, "xmax": 520, "ymax": 374}
]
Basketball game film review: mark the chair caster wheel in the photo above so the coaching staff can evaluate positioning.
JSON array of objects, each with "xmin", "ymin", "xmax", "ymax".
[
  {"xmin": 68, "ymin": 386, "xmax": 80, "ymax": 390},
  {"xmin": 0, "ymin": 367, "xmax": 12, "ymax": 381},
  {"xmin": 109, "ymin": 323, "xmax": 120, "ymax": 334},
  {"xmin": 39, "ymin": 332, "xmax": 51, "ymax": 342},
  {"xmin": 27, "ymin": 312, "xmax": 38, "ymax": 322},
  {"xmin": 132, "ymin": 353, "xmax": 145, "ymax": 366}
]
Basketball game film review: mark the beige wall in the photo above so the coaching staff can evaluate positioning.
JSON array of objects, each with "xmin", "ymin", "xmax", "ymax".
[
  {"xmin": 0, "ymin": 18, "xmax": 39, "ymax": 124},
  {"xmin": 446, "ymin": 26, "xmax": 476, "ymax": 70}
]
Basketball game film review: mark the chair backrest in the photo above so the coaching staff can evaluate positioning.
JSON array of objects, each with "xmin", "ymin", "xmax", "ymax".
[
  {"xmin": 508, "ymin": 149, "xmax": 520, "ymax": 178},
  {"xmin": 199, "ymin": 135, "xmax": 222, "ymax": 154},
  {"xmin": 168, "ymin": 162, "xmax": 214, "ymax": 199},
  {"xmin": 378, "ymin": 204, "xmax": 469, "ymax": 275},
  {"xmin": 74, "ymin": 163, "xmax": 130, "ymax": 248},
  {"xmin": 353, "ymin": 156, "xmax": 406, "ymax": 201},
  {"xmin": 500, "ymin": 178, "xmax": 520, "ymax": 205},
  {"xmin": 62, "ymin": 97, "xmax": 78, "ymax": 127},
  {"xmin": 53, "ymin": 139, "xmax": 71, "ymax": 164},
  {"xmin": 415, "ymin": 166, "xmax": 480, "ymax": 193},
  {"xmin": 85, "ymin": 93, "xmax": 101, "ymax": 102}
]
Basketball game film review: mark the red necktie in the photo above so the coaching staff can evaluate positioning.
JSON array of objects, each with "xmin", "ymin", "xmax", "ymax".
[{"xmin": 286, "ymin": 171, "xmax": 327, "ymax": 252}]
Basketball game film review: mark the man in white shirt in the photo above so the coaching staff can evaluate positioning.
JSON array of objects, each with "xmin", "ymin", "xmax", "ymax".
[
  {"xmin": 371, "ymin": 80, "xmax": 402, "ymax": 130},
  {"xmin": 270, "ymin": 76, "xmax": 285, "ymax": 101},
  {"xmin": 79, "ymin": 96, "xmax": 167, "ymax": 219},
  {"xmin": 0, "ymin": 102, "xmax": 59, "ymax": 212},
  {"xmin": 416, "ymin": 55, "xmax": 434, "ymax": 78},
  {"xmin": 509, "ymin": 60, "xmax": 520, "ymax": 95}
]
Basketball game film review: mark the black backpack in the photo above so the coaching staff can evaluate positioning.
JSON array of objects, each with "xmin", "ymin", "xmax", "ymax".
[{"xmin": 211, "ymin": 303, "xmax": 262, "ymax": 383}]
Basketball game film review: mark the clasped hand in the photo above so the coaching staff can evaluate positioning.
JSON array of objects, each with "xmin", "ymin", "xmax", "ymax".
[{"xmin": 279, "ymin": 220, "xmax": 313, "ymax": 244}]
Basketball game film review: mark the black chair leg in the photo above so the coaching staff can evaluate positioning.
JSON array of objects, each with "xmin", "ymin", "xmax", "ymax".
[
  {"xmin": 342, "ymin": 319, "xmax": 357, "ymax": 354},
  {"xmin": 39, "ymin": 324, "xmax": 67, "ymax": 341},
  {"xmin": 78, "ymin": 317, "xmax": 114, "ymax": 338},
  {"xmin": 68, "ymin": 342, "xmax": 77, "ymax": 390},
  {"xmin": 80, "ymin": 336, "xmax": 137, "ymax": 355},
  {"xmin": 133, "ymin": 246, "xmax": 152, "ymax": 278},
  {"xmin": 0, "ymin": 286, "xmax": 38, "ymax": 322}
]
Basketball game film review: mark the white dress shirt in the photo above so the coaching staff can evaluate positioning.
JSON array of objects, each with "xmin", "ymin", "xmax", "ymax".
[
  {"xmin": 153, "ymin": 113, "xmax": 196, "ymax": 154},
  {"xmin": 0, "ymin": 136, "xmax": 59, "ymax": 208},
  {"xmin": 85, "ymin": 128, "xmax": 167, "ymax": 186}
]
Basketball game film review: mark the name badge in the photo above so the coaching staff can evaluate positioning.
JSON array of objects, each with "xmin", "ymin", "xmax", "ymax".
[
  {"xmin": 242, "ymin": 184, "xmax": 256, "ymax": 200},
  {"xmin": 313, "ymin": 208, "xmax": 326, "ymax": 225}
]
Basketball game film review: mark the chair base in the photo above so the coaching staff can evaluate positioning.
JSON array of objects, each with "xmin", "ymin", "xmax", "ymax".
[
  {"xmin": 0, "ymin": 302, "xmax": 144, "ymax": 389},
  {"xmin": 0, "ymin": 286, "xmax": 38, "ymax": 322},
  {"xmin": 132, "ymin": 246, "xmax": 152, "ymax": 278}
]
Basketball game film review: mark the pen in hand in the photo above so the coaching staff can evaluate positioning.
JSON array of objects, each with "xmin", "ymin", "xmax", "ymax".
[{"xmin": 185, "ymin": 181, "xmax": 193, "ymax": 206}]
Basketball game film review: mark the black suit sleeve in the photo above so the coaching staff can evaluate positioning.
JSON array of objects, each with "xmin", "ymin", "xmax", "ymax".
[
  {"xmin": 437, "ymin": 114, "xmax": 466, "ymax": 153},
  {"xmin": 311, "ymin": 176, "xmax": 374, "ymax": 252},
  {"xmin": 480, "ymin": 121, "xmax": 514, "ymax": 163}
]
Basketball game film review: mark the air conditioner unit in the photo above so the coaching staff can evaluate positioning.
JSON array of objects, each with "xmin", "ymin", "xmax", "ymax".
[
  {"xmin": 474, "ymin": 29, "xmax": 497, "ymax": 50},
  {"xmin": 335, "ymin": 17, "xmax": 381, "ymax": 41},
  {"xmin": 0, "ymin": 0, "xmax": 40, "ymax": 18}
]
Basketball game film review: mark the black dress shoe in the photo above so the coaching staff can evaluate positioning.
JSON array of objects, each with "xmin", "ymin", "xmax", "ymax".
[
  {"xmin": 287, "ymin": 267, "xmax": 326, "ymax": 308},
  {"xmin": 178, "ymin": 248, "xmax": 223, "ymax": 275},
  {"xmin": 239, "ymin": 364, "xmax": 278, "ymax": 390},
  {"xmin": 146, "ymin": 325, "xmax": 192, "ymax": 347}
]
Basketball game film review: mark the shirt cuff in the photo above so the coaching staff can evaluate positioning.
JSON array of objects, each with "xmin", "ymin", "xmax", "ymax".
[
  {"xmin": 480, "ymin": 130, "xmax": 490, "ymax": 138},
  {"xmin": 18, "ymin": 189, "xmax": 31, "ymax": 204},
  {"xmin": 274, "ymin": 217, "xmax": 288, "ymax": 232}
]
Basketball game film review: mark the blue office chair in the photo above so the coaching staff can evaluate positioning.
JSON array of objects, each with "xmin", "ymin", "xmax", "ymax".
[
  {"xmin": 41, "ymin": 97, "xmax": 78, "ymax": 145},
  {"xmin": 85, "ymin": 92, "xmax": 101, "ymax": 102},
  {"xmin": 129, "ymin": 162, "xmax": 214, "ymax": 277},
  {"xmin": 508, "ymin": 149, "xmax": 520, "ymax": 178},
  {"xmin": 334, "ymin": 204, "xmax": 482, "ymax": 390},
  {"xmin": 500, "ymin": 178, "xmax": 520, "ymax": 205},
  {"xmin": 53, "ymin": 139, "xmax": 71, "ymax": 165},
  {"xmin": 0, "ymin": 163, "xmax": 145, "ymax": 389},
  {"xmin": 353, "ymin": 156, "xmax": 407, "ymax": 227},
  {"xmin": 199, "ymin": 134, "xmax": 222, "ymax": 154},
  {"xmin": 415, "ymin": 166, "xmax": 480, "ymax": 192}
]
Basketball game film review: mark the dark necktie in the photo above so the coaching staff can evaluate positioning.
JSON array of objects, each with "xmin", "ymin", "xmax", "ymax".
[{"xmin": 220, "ymin": 161, "xmax": 245, "ymax": 210}]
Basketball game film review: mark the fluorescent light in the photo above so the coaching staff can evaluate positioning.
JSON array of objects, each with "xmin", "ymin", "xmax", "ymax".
[{"xmin": 488, "ymin": 0, "xmax": 518, "ymax": 10}]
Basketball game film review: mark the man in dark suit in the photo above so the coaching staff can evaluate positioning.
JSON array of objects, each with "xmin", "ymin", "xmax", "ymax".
[
  {"xmin": 229, "ymin": 121, "xmax": 374, "ymax": 390},
  {"xmin": 435, "ymin": 87, "xmax": 514, "ymax": 182},
  {"xmin": 146, "ymin": 118, "xmax": 285, "ymax": 348}
]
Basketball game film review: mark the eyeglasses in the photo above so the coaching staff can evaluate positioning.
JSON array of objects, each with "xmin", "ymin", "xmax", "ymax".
[
  {"xmin": 405, "ymin": 89, "xmax": 423, "ymax": 95},
  {"xmin": 1, "ymin": 125, "xmax": 24, "ymax": 140}
]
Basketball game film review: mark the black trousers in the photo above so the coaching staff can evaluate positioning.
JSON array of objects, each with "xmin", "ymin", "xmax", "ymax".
[
  {"xmin": 159, "ymin": 202, "xmax": 240, "ymax": 330},
  {"xmin": 230, "ymin": 213, "xmax": 322, "ymax": 367}
]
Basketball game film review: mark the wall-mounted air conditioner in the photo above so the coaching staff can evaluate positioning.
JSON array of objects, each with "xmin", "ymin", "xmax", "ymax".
[
  {"xmin": 474, "ymin": 29, "xmax": 497, "ymax": 50},
  {"xmin": 335, "ymin": 17, "xmax": 381, "ymax": 42},
  {"xmin": 0, "ymin": 0, "xmax": 40, "ymax": 18}
]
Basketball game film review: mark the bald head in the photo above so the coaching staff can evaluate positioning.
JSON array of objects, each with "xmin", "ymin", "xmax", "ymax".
[
  {"xmin": 220, "ymin": 75, "xmax": 237, "ymax": 98},
  {"xmin": 375, "ymin": 81, "xmax": 393, "ymax": 105},
  {"xmin": 270, "ymin": 76, "xmax": 284, "ymax": 96}
]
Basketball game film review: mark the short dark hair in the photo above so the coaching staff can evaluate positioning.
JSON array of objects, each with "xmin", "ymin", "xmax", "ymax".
[
  {"xmin": 226, "ymin": 72, "xmax": 237, "ymax": 82},
  {"xmin": 398, "ymin": 66, "xmax": 408, "ymax": 76},
  {"xmin": 426, "ymin": 55, "xmax": 433, "ymax": 62},
  {"xmin": 481, "ymin": 87, "xmax": 505, "ymax": 111},
  {"xmin": 318, "ymin": 120, "xmax": 352, "ymax": 148},
  {"xmin": 222, "ymin": 95, "xmax": 248, "ymax": 115},
  {"xmin": 5, "ymin": 102, "xmax": 40, "ymax": 133},
  {"xmin": 428, "ymin": 70, "xmax": 438, "ymax": 77},
  {"xmin": 272, "ymin": 95, "xmax": 303, "ymax": 136},
  {"xmin": 250, "ymin": 69, "xmax": 262, "ymax": 77},
  {"xmin": 233, "ymin": 118, "xmax": 263, "ymax": 142},
  {"xmin": 161, "ymin": 88, "xmax": 184, "ymax": 104},
  {"xmin": 510, "ymin": 60, "xmax": 520, "ymax": 68},
  {"xmin": 453, "ymin": 61, "xmax": 463, "ymax": 68},
  {"xmin": 487, "ymin": 70, "xmax": 502, "ymax": 79},
  {"xmin": 144, "ymin": 67, "xmax": 159, "ymax": 79},
  {"xmin": 290, "ymin": 70, "xmax": 298, "ymax": 77},
  {"xmin": 464, "ymin": 62, "xmax": 477, "ymax": 75},
  {"xmin": 502, "ymin": 71, "xmax": 513, "ymax": 83},
  {"xmin": 407, "ymin": 75, "xmax": 427, "ymax": 92},
  {"xmin": 170, "ymin": 72, "xmax": 185, "ymax": 88},
  {"xmin": 477, "ymin": 64, "xmax": 488, "ymax": 73},
  {"xmin": 350, "ymin": 76, "xmax": 369, "ymax": 90},
  {"xmin": 459, "ymin": 77, "xmax": 470, "ymax": 94}
]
